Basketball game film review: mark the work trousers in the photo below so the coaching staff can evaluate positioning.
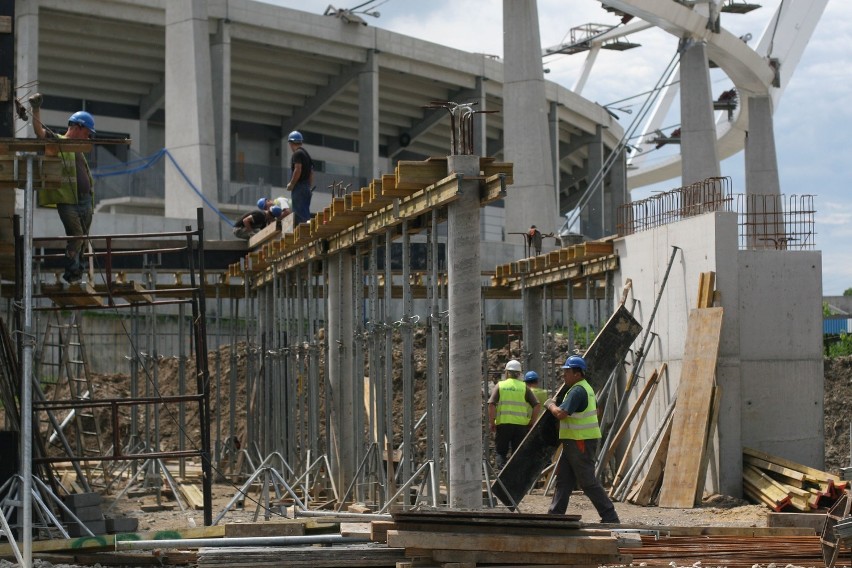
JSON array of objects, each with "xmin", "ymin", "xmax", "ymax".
[
  {"xmin": 291, "ymin": 181, "xmax": 312, "ymax": 225},
  {"xmin": 494, "ymin": 423, "xmax": 527, "ymax": 470},
  {"xmin": 57, "ymin": 201, "xmax": 93, "ymax": 280},
  {"xmin": 547, "ymin": 438, "xmax": 619, "ymax": 523}
]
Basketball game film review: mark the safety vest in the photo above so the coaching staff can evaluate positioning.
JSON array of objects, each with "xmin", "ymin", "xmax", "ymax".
[
  {"xmin": 495, "ymin": 378, "xmax": 532, "ymax": 426},
  {"xmin": 558, "ymin": 379, "xmax": 602, "ymax": 440},
  {"xmin": 531, "ymin": 387, "xmax": 548, "ymax": 405},
  {"xmin": 37, "ymin": 136, "xmax": 94, "ymax": 207}
]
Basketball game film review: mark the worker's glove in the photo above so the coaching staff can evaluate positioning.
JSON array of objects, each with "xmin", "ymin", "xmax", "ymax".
[
  {"xmin": 28, "ymin": 93, "xmax": 42, "ymax": 109},
  {"xmin": 543, "ymin": 398, "xmax": 555, "ymax": 409}
]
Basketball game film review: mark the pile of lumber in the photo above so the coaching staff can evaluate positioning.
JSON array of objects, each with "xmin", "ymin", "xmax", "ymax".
[
  {"xmin": 743, "ymin": 447, "xmax": 849, "ymax": 511},
  {"xmin": 384, "ymin": 510, "xmax": 637, "ymax": 567}
]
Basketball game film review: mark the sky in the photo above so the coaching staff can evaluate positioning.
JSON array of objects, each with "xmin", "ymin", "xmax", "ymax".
[{"xmin": 263, "ymin": 0, "xmax": 850, "ymax": 295}]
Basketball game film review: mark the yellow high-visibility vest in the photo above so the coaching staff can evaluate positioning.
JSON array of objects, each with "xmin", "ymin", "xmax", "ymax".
[
  {"xmin": 495, "ymin": 378, "xmax": 532, "ymax": 426},
  {"xmin": 558, "ymin": 379, "xmax": 602, "ymax": 440}
]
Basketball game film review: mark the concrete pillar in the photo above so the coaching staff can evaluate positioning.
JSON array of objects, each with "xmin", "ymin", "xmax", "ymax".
[
  {"xmin": 165, "ymin": 0, "xmax": 219, "ymax": 232},
  {"xmin": 606, "ymin": 148, "xmax": 628, "ymax": 236},
  {"xmin": 446, "ymin": 154, "xmax": 483, "ymax": 509},
  {"xmin": 523, "ymin": 286, "xmax": 543, "ymax": 377},
  {"xmin": 582, "ymin": 125, "xmax": 604, "ymax": 239},
  {"xmin": 679, "ymin": 40, "xmax": 721, "ymax": 185},
  {"xmin": 15, "ymin": 0, "xmax": 38, "ymax": 138},
  {"xmin": 549, "ymin": 102, "xmax": 560, "ymax": 210},
  {"xmin": 211, "ymin": 19, "xmax": 232, "ymax": 202},
  {"xmin": 358, "ymin": 49, "xmax": 379, "ymax": 183},
  {"xmin": 327, "ymin": 251, "xmax": 355, "ymax": 491},
  {"xmin": 502, "ymin": 0, "xmax": 558, "ymax": 236},
  {"xmin": 744, "ymin": 95, "xmax": 782, "ymax": 249}
]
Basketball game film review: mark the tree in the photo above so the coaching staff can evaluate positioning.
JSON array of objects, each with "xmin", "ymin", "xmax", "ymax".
[{"xmin": 844, "ymin": 287, "xmax": 852, "ymax": 297}]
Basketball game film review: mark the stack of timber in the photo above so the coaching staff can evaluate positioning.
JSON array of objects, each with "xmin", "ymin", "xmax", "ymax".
[
  {"xmin": 743, "ymin": 446, "xmax": 849, "ymax": 511},
  {"xmin": 231, "ymin": 156, "xmax": 511, "ymax": 279},
  {"xmin": 385, "ymin": 510, "xmax": 637, "ymax": 566}
]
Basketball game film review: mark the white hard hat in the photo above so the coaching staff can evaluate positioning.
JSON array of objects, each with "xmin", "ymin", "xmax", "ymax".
[{"xmin": 505, "ymin": 360, "xmax": 522, "ymax": 373}]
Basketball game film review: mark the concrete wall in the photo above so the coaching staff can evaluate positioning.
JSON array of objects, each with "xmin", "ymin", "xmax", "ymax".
[{"xmin": 613, "ymin": 211, "xmax": 823, "ymax": 496}]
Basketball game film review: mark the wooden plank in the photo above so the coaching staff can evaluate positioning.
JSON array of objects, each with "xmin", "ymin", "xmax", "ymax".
[
  {"xmin": 0, "ymin": 525, "xmax": 224, "ymax": 556},
  {"xmin": 697, "ymin": 271, "xmax": 716, "ymax": 308},
  {"xmin": 627, "ymin": 413, "xmax": 673, "ymax": 506},
  {"xmin": 695, "ymin": 384, "xmax": 722, "ymax": 502},
  {"xmin": 608, "ymin": 370, "xmax": 662, "ymax": 491},
  {"xmin": 178, "ymin": 483, "xmax": 205, "ymax": 510},
  {"xmin": 224, "ymin": 521, "xmax": 306, "ymax": 538},
  {"xmin": 426, "ymin": 548, "xmax": 631, "ymax": 566},
  {"xmin": 658, "ymin": 307, "xmax": 724, "ymax": 508},
  {"xmin": 386, "ymin": 530, "xmax": 621, "ymax": 555},
  {"xmin": 743, "ymin": 447, "xmax": 845, "ymax": 485}
]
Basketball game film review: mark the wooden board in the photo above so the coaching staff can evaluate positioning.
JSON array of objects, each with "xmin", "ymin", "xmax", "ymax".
[
  {"xmin": 658, "ymin": 307, "xmax": 724, "ymax": 508},
  {"xmin": 627, "ymin": 413, "xmax": 673, "ymax": 506},
  {"xmin": 491, "ymin": 304, "xmax": 642, "ymax": 509},
  {"xmin": 387, "ymin": 530, "xmax": 621, "ymax": 555}
]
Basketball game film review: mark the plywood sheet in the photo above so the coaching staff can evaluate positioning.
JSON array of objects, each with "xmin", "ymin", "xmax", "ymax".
[{"xmin": 658, "ymin": 307, "xmax": 723, "ymax": 508}]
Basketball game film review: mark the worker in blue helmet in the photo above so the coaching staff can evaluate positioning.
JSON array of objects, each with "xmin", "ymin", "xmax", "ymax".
[
  {"xmin": 284, "ymin": 130, "xmax": 314, "ymax": 225},
  {"xmin": 28, "ymin": 93, "xmax": 96, "ymax": 285},
  {"xmin": 542, "ymin": 354, "xmax": 620, "ymax": 524},
  {"xmin": 523, "ymin": 370, "xmax": 548, "ymax": 405}
]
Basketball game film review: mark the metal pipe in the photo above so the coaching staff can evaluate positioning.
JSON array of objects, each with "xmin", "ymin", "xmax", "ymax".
[
  {"xmin": 296, "ymin": 509, "xmax": 391, "ymax": 521},
  {"xmin": 21, "ymin": 153, "xmax": 36, "ymax": 568},
  {"xmin": 116, "ymin": 535, "xmax": 369, "ymax": 550}
]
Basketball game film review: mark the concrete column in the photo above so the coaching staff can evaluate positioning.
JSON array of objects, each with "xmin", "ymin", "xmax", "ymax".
[
  {"xmin": 211, "ymin": 19, "xmax": 232, "ymax": 202},
  {"xmin": 502, "ymin": 0, "xmax": 557, "ymax": 236},
  {"xmin": 15, "ymin": 0, "xmax": 39, "ymax": 138},
  {"xmin": 582, "ymin": 125, "xmax": 604, "ymax": 239},
  {"xmin": 446, "ymin": 154, "xmax": 483, "ymax": 509},
  {"xmin": 744, "ymin": 95, "xmax": 782, "ymax": 249},
  {"xmin": 165, "ymin": 0, "xmax": 219, "ymax": 231},
  {"xmin": 679, "ymin": 40, "xmax": 720, "ymax": 185},
  {"xmin": 549, "ymin": 102, "xmax": 560, "ymax": 210},
  {"xmin": 606, "ymin": 148, "xmax": 628, "ymax": 236},
  {"xmin": 358, "ymin": 50, "xmax": 379, "ymax": 183},
  {"xmin": 523, "ymin": 286, "xmax": 543, "ymax": 377},
  {"xmin": 327, "ymin": 251, "xmax": 355, "ymax": 491}
]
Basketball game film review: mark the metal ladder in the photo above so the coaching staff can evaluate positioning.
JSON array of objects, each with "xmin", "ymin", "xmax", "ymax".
[{"xmin": 33, "ymin": 312, "xmax": 111, "ymax": 490}]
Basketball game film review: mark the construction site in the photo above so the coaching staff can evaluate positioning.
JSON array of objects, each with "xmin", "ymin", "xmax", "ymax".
[{"xmin": 1, "ymin": 0, "xmax": 851, "ymax": 567}]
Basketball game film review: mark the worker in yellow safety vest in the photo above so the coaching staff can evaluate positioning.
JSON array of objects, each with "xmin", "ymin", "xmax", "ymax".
[
  {"xmin": 523, "ymin": 370, "xmax": 549, "ymax": 405},
  {"xmin": 542, "ymin": 355, "xmax": 620, "ymax": 523},
  {"xmin": 488, "ymin": 360, "xmax": 541, "ymax": 470}
]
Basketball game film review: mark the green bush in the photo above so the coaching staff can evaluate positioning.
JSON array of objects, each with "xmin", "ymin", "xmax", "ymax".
[{"xmin": 826, "ymin": 333, "xmax": 852, "ymax": 357}]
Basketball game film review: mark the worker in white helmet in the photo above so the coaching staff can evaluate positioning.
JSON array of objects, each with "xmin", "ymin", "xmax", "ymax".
[{"xmin": 488, "ymin": 359, "xmax": 541, "ymax": 470}]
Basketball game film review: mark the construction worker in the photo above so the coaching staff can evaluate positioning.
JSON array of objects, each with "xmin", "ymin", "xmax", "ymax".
[
  {"xmin": 488, "ymin": 360, "xmax": 541, "ymax": 470},
  {"xmin": 543, "ymin": 355, "xmax": 620, "ymax": 523},
  {"xmin": 29, "ymin": 93, "xmax": 96, "ymax": 285},
  {"xmin": 285, "ymin": 131, "xmax": 314, "ymax": 225},
  {"xmin": 257, "ymin": 196, "xmax": 292, "ymax": 218},
  {"xmin": 232, "ymin": 206, "xmax": 281, "ymax": 240},
  {"xmin": 527, "ymin": 225, "xmax": 543, "ymax": 256},
  {"xmin": 524, "ymin": 371, "xmax": 549, "ymax": 405}
]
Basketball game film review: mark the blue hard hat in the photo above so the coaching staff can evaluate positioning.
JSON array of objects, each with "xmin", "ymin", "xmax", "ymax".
[
  {"xmin": 257, "ymin": 197, "xmax": 269, "ymax": 210},
  {"xmin": 561, "ymin": 355, "xmax": 587, "ymax": 371},
  {"xmin": 68, "ymin": 111, "xmax": 95, "ymax": 134},
  {"xmin": 524, "ymin": 371, "xmax": 539, "ymax": 383},
  {"xmin": 287, "ymin": 130, "xmax": 303, "ymax": 143},
  {"xmin": 270, "ymin": 205, "xmax": 282, "ymax": 218}
]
